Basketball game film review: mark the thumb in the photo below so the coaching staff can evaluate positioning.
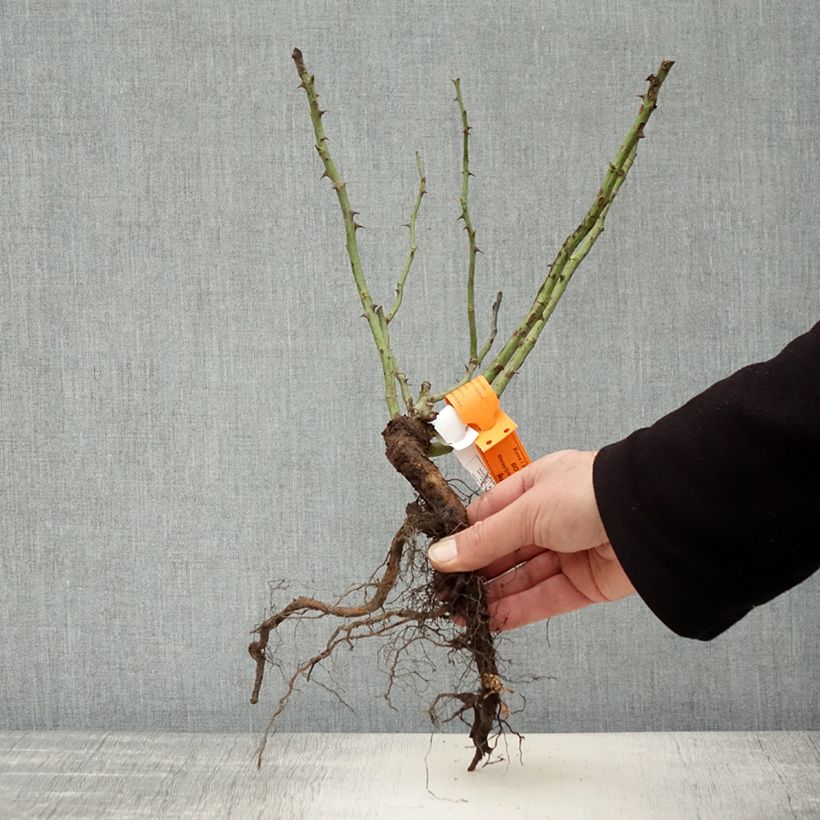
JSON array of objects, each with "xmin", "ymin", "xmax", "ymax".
[{"xmin": 427, "ymin": 492, "xmax": 536, "ymax": 572}]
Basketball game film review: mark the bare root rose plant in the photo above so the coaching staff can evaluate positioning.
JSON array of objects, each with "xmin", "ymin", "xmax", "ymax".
[{"xmin": 248, "ymin": 49, "xmax": 673, "ymax": 771}]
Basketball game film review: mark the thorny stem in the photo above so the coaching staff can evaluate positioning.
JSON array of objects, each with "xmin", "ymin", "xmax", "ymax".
[
  {"xmin": 426, "ymin": 291, "xmax": 502, "ymax": 406},
  {"xmin": 472, "ymin": 291, "xmax": 502, "ymax": 375},
  {"xmin": 387, "ymin": 152, "xmax": 427, "ymax": 324},
  {"xmin": 292, "ymin": 50, "xmax": 672, "ymax": 415},
  {"xmin": 292, "ymin": 48, "xmax": 407, "ymax": 417},
  {"xmin": 454, "ymin": 79, "xmax": 480, "ymax": 369},
  {"xmin": 483, "ymin": 59, "xmax": 674, "ymax": 395},
  {"xmin": 495, "ymin": 143, "xmax": 639, "ymax": 392},
  {"xmin": 379, "ymin": 308, "xmax": 415, "ymax": 412}
]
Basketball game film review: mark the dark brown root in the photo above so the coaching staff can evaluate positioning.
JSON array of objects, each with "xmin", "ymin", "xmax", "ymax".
[
  {"xmin": 248, "ymin": 414, "xmax": 511, "ymax": 771},
  {"xmin": 382, "ymin": 415, "xmax": 467, "ymax": 537},
  {"xmin": 383, "ymin": 415, "xmax": 505, "ymax": 771},
  {"xmin": 248, "ymin": 519, "xmax": 412, "ymax": 705}
]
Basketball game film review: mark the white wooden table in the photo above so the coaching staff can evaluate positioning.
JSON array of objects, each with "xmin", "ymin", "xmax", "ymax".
[{"xmin": 0, "ymin": 731, "xmax": 817, "ymax": 818}]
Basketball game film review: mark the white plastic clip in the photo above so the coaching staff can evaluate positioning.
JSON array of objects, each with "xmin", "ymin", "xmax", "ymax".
[{"xmin": 433, "ymin": 405, "xmax": 495, "ymax": 493}]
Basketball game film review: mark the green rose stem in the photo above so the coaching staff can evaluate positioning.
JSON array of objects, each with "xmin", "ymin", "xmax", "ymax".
[
  {"xmin": 454, "ymin": 78, "xmax": 481, "ymax": 370},
  {"xmin": 292, "ymin": 48, "xmax": 410, "ymax": 418},
  {"xmin": 386, "ymin": 152, "xmax": 426, "ymax": 324},
  {"xmin": 482, "ymin": 60, "xmax": 674, "ymax": 396},
  {"xmin": 424, "ymin": 85, "xmax": 502, "ymax": 410}
]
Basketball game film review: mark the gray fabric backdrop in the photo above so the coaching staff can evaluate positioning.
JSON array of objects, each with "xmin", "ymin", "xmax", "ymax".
[{"xmin": 1, "ymin": 0, "xmax": 818, "ymax": 734}]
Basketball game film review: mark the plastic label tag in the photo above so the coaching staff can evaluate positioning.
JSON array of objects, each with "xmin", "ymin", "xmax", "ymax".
[
  {"xmin": 432, "ymin": 376, "xmax": 531, "ymax": 490},
  {"xmin": 433, "ymin": 405, "xmax": 495, "ymax": 492}
]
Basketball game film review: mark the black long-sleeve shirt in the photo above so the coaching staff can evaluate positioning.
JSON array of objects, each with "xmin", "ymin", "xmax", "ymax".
[{"xmin": 593, "ymin": 321, "xmax": 820, "ymax": 640}]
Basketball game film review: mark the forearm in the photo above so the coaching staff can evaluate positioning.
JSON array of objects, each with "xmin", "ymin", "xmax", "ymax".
[{"xmin": 593, "ymin": 321, "xmax": 820, "ymax": 639}]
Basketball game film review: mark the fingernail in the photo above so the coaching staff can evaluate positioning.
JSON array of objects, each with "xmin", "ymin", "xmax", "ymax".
[{"xmin": 428, "ymin": 536, "xmax": 457, "ymax": 566}]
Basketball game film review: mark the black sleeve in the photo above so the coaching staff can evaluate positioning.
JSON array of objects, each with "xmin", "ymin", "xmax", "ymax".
[{"xmin": 592, "ymin": 321, "xmax": 820, "ymax": 640}]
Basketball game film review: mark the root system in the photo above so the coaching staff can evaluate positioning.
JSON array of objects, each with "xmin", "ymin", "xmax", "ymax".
[{"xmin": 249, "ymin": 415, "xmax": 514, "ymax": 771}]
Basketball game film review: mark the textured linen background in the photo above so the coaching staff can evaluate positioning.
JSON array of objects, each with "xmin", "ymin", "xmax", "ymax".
[{"xmin": 1, "ymin": 1, "xmax": 818, "ymax": 734}]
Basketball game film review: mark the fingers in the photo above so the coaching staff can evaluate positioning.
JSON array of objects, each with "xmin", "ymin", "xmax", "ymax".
[
  {"xmin": 428, "ymin": 492, "xmax": 537, "ymax": 572},
  {"xmin": 484, "ymin": 551, "xmax": 562, "ymax": 602},
  {"xmin": 480, "ymin": 544, "xmax": 542, "ymax": 580},
  {"xmin": 488, "ymin": 573, "xmax": 596, "ymax": 631},
  {"xmin": 465, "ymin": 461, "xmax": 541, "ymax": 525}
]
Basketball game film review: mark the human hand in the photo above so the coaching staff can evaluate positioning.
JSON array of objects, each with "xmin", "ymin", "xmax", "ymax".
[{"xmin": 427, "ymin": 450, "xmax": 635, "ymax": 631}]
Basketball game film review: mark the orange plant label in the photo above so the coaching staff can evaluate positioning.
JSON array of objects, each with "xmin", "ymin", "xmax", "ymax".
[{"xmin": 444, "ymin": 376, "xmax": 531, "ymax": 483}]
